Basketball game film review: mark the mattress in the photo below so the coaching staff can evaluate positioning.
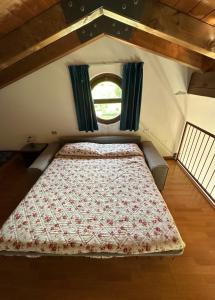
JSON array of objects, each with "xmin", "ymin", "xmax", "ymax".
[{"xmin": 0, "ymin": 143, "xmax": 185, "ymax": 257}]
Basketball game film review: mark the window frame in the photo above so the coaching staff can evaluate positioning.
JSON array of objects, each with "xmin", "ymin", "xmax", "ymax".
[{"xmin": 91, "ymin": 73, "xmax": 122, "ymax": 125}]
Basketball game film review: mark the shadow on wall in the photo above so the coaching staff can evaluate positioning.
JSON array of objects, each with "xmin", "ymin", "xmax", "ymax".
[
  {"xmin": 138, "ymin": 53, "xmax": 189, "ymax": 156},
  {"xmin": 138, "ymin": 123, "xmax": 173, "ymax": 156}
]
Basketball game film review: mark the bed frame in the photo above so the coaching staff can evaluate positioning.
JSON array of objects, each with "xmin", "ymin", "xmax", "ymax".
[
  {"xmin": 1, "ymin": 136, "xmax": 182, "ymax": 258},
  {"xmin": 28, "ymin": 135, "xmax": 169, "ymax": 191}
]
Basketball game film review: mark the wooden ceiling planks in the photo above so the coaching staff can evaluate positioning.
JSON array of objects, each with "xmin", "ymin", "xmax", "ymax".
[
  {"xmin": 174, "ymin": 1, "xmax": 202, "ymax": 13},
  {"xmin": 0, "ymin": 0, "xmax": 59, "ymax": 38},
  {"xmin": 160, "ymin": 0, "xmax": 215, "ymax": 26},
  {"xmin": 102, "ymin": 3, "xmax": 215, "ymax": 59},
  {"xmin": 1, "ymin": 2, "xmax": 215, "ymax": 70},
  {"xmin": 189, "ymin": 2, "xmax": 215, "ymax": 20},
  {"xmin": 0, "ymin": 5, "xmax": 102, "ymax": 71},
  {"xmin": 0, "ymin": 0, "xmax": 215, "ymax": 88},
  {"xmin": 1, "ymin": 1, "xmax": 214, "ymax": 38},
  {"xmin": 159, "ymin": 0, "xmax": 179, "ymax": 6},
  {"xmin": 203, "ymin": 10, "xmax": 215, "ymax": 26}
]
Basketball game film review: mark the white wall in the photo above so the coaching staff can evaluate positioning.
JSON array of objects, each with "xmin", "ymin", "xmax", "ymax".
[
  {"xmin": 0, "ymin": 36, "xmax": 203, "ymax": 156},
  {"xmin": 186, "ymin": 95, "xmax": 215, "ymax": 134}
]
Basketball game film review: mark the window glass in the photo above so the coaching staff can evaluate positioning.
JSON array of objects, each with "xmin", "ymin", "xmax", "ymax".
[
  {"xmin": 94, "ymin": 103, "xmax": 121, "ymax": 120},
  {"xmin": 92, "ymin": 81, "xmax": 122, "ymax": 99},
  {"xmin": 91, "ymin": 74, "xmax": 122, "ymax": 124}
]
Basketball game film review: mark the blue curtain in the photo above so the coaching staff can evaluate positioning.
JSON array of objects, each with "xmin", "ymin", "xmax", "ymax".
[
  {"xmin": 120, "ymin": 62, "xmax": 144, "ymax": 131},
  {"xmin": 68, "ymin": 65, "xmax": 98, "ymax": 132}
]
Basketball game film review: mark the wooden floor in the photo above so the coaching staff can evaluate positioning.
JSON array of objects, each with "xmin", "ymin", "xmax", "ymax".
[{"xmin": 0, "ymin": 158, "xmax": 215, "ymax": 300}]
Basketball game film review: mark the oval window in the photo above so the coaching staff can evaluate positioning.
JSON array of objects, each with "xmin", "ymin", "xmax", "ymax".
[{"xmin": 91, "ymin": 74, "xmax": 122, "ymax": 124}]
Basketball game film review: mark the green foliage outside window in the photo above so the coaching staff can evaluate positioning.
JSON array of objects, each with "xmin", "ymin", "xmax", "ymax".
[{"xmin": 92, "ymin": 80, "xmax": 122, "ymax": 121}]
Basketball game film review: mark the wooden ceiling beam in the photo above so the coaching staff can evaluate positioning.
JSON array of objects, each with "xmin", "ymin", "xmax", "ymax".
[
  {"xmin": 0, "ymin": 29, "xmax": 206, "ymax": 89},
  {"xmin": 0, "ymin": 1, "xmax": 215, "ymax": 88},
  {"xmin": 128, "ymin": 29, "xmax": 205, "ymax": 71},
  {"xmin": 0, "ymin": 32, "xmax": 104, "ymax": 89},
  {"xmin": 202, "ymin": 59, "xmax": 215, "ymax": 72},
  {"xmin": 188, "ymin": 71, "xmax": 215, "ymax": 98},
  {"xmin": 0, "ymin": 4, "xmax": 65, "ymax": 70},
  {"xmin": 103, "ymin": 2, "xmax": 215, "ymax": 59},
  {"xmin": 0, "ymin": 4, "xmax": 102, "ymax": 71}
]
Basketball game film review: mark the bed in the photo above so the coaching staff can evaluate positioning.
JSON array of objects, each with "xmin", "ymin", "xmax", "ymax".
[{"xmin": 0, "ymin": 139, "xmax": 185, "ymax": 257}]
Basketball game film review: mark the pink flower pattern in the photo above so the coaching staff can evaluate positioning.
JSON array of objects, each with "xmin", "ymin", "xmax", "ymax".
[
  {"xmin": 0, "ymin": 144, "xmax": 185, "ymax": 256},
  {"xmin": 56, "ymin": 142, "xmax": 144, "ymax": 158}
]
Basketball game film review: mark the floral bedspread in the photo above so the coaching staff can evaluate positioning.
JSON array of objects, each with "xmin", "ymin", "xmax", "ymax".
[{"xmin": 0, "ymin": 156, "xmax": 185, "ymax": 256}]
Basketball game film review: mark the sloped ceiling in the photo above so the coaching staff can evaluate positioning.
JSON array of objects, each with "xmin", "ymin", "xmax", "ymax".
[
  {"xmin": 0, "ymin": 0, "xmax": 215, "ymax": 88},
  {"xmin": 2, "ymin": 35, "xmax": 190, "ymax": 94},
  {"xmin": 160, "ymin": 0, "xmax": 215, "ymax": 26},
  {"xmin": 0, "ymin": 36, "xmax": 190, "ymax": 155},
  {"xmin": 0, "ymin": 0, "xmax": 58, "ymax": 37}
]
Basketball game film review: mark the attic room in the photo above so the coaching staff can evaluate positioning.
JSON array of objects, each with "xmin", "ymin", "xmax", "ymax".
[{"xmin": 0, "ymin": 0, "xmax": 215, "ymax": 299}]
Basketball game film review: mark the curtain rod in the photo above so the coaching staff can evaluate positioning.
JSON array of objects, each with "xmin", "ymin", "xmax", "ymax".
[
  {"xmin": 67, "ymin": 61, "xmax": 143, "ymax": 66},
  {"xmin": 89, "ymin": 61, "xmax": 143, "ymax": 66},
  {"xmin": 89, "ymin": 61, "xmax": 124, "ymax": 66}
]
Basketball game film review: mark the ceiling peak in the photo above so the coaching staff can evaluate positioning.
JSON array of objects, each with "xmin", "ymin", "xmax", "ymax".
[{"xmin": 0, "ymin": 0, "xmax": 215, "ymax": 88}]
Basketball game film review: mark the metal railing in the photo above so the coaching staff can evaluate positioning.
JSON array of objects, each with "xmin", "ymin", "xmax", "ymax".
[{"xmin": 177, "ymin": 122, "xmax": 215, "ymax": 204}]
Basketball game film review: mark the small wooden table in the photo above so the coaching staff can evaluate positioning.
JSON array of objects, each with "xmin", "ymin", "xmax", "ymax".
[{"xmin": 20, "ymin": 143, "xmax": 48, "ymax": 167}]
